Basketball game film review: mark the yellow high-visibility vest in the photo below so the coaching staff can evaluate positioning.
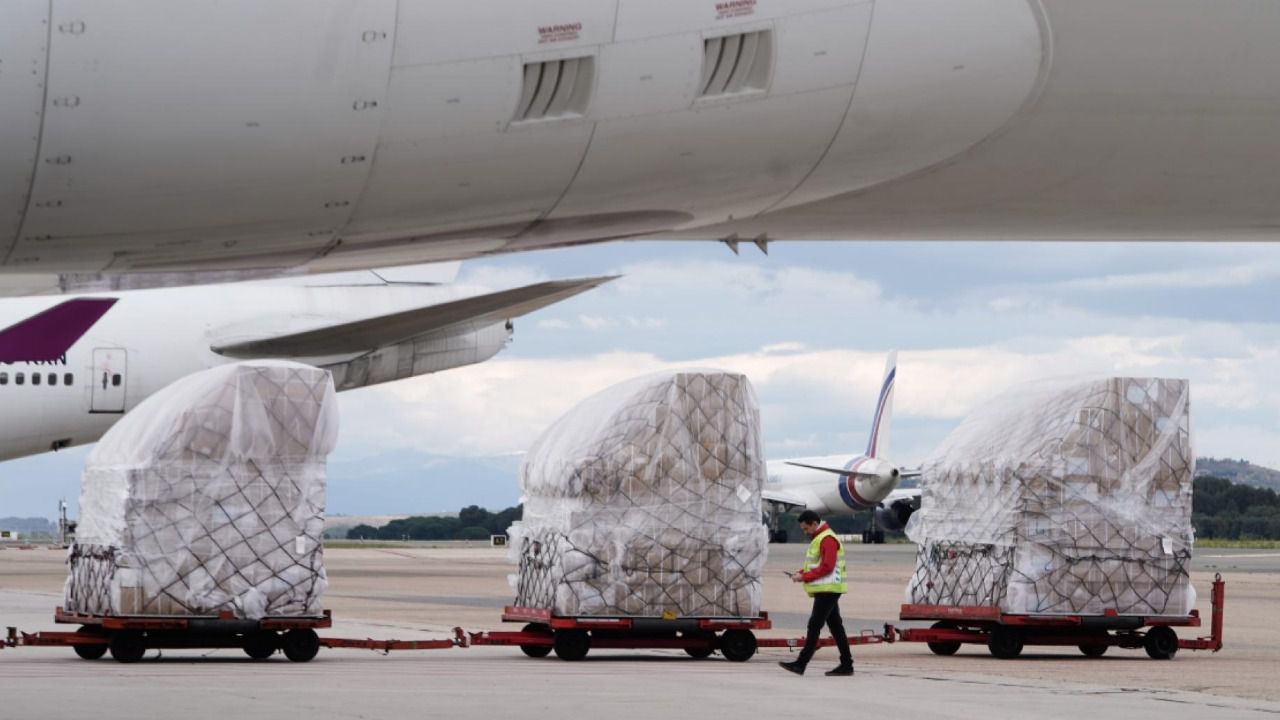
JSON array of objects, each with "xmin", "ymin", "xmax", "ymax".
[{"xmin": 802, "ymin": 527, "xmax": 847, "ymax": 596}]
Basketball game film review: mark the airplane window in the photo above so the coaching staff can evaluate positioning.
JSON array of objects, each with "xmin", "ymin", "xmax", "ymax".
[
  {"xmin": 64, "ymin": 373, "xmax": 73, "ymax": 385},
  {"xmin": 0, "ymin": 373, "xmax": 7, "ymax": 385},
  {"xmin": 16, "ymin": 373, "xmax": 24, "ymax": 385},
  {"xmin": 32, "ymin": 373, "xmax": 40, "ymax": 386},
  {"xmin": 48, "ymin": 373, "xmax": 56, "ymax": 386},
  {"xmin": 112, "ymin": 374, "xmax": 122, "ymax": 387}
]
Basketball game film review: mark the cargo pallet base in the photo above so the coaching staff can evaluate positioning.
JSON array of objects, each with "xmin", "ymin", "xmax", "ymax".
[
  {"xmin": 895, "ymin": 574, "xmax": 1225, "ymax": 660},
  {"xmin": 2, "ymin": 609, "xmax": 460, "ymax": 663},
  {"xmin": 463, "ymin": 606, "xmax": 890, "ymax": 662}
]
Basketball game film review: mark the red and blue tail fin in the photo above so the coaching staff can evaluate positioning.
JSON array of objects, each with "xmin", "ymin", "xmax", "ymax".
[{"xmin": 865, "ymin": 351, "xmax": 897, "ymax": 459}]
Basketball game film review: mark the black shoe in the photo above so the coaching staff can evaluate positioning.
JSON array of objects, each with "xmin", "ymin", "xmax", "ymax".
[
  {"xmin": 779, "ymin": 660, "xmax": 806, "ymax": 675},
  {"xmin": 824, "ymin": 664, "xmax": 854, "ymax": 676}
]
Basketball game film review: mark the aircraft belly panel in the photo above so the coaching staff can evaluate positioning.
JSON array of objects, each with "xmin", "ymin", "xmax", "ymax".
[
  {"xmin": 348, "ymin": 57, "xmax": 594, "ymax": 238},
  {"xmin": 13, "ymin": 0, "xmax": 397, "ymax": 272},
  {"xmin": 773, "ymin": 0, "xmax": 1047, "ymax": 210},
  {"xmin": 0, "ymin": 0, "xmax": 49, "ymax": 263},
  {"xmin": 551, "ymin": 4, "xmax": 867, "ymax": 229}
]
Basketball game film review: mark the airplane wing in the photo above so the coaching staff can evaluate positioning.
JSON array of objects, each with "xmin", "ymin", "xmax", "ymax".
[
  {"xmin": 761, "ymin": 489, "xmax": 809, "ymax": 510},
  {"xmin": 783, "ymin": 460, "xmax": 882, "ymax": 481},
  {"xmin": 212, "ymin": 276, "xmax": 616, "ymax": 358}
]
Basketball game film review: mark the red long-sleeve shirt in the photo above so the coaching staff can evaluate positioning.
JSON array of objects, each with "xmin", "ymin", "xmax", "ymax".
[{"xmin": 798, "ymin": 523, "xmax": 840, "ymax": 583}]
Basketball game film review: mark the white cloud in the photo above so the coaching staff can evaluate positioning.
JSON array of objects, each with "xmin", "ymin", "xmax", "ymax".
[
  {"xmin": 578, "ymin": 315, "xmax": 618, "ymax": 331},
  {"xmin": 1055, "ymin": 261, "xmax": 1280, "ymax": 291},
  {"xmin": 457, "ymin": 264, "xmax": 549, "ymax": 290},
  {"xmin": 536, "ymin": 318, "xmax": 571, "ymax": 330},
  {"xmin": 350, "ymin": 336, "xmax": 1280, "ymax": 465}
]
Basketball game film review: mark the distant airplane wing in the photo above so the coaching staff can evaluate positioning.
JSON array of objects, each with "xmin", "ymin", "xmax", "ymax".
[
  {"xmin": 783, "ymin": 460, "xmax": 882, "ymax": 481},
  {"xmin": 212, "ymin": 276, "xmax": 616, "ymax": 358},
  {"xmin": 761, "ymin": 489, "xmax": 809, "ymax": 510}
]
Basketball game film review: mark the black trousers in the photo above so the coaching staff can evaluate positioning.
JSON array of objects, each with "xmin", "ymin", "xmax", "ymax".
[{"xmin": 796, "ymin": 592, "xmax": 852, "ymax": 666}]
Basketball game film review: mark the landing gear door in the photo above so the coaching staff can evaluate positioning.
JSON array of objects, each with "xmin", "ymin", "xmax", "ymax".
[{"xmin": 91, "ymin": 348, "xmax": 127, "ymax": 414}]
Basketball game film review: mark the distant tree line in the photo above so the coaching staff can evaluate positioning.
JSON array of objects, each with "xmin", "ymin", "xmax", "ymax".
[
  {"xmin": 347, "ymin": 505, "xmax": 522, "ymax": 541},
  {"xmin": 1194, "ymin": 476, "xmax": 1280, "ymax": 540}
]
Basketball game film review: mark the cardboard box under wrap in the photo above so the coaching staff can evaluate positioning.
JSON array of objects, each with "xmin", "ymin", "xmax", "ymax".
[
  {"xmin": 65, "ymin": 361, "xmax": 338, "ymax": 620},
  {"xmin": 509, "ymin": 371, "xmax": 768, "ymax": 618},
  {"xmin": 905, "ymin": 377, "xmax": 1196, "ymax": 616}
]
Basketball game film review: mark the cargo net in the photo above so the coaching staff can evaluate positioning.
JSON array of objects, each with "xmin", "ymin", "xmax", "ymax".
[
  {"xmin": 511, "ymin": 371, "xmax": 768, "ymax": 618},
  {"xmin": 906, "ymin": 377, "xmax": 1196, "ymax": 616},
  {"xmin": 66, "ymin": 362, "xmax": 337, "ymax": 620}
]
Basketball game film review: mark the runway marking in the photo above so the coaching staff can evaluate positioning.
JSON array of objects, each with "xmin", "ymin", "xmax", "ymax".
[{"xmin": 1199, "ymin": 553, "xmax": 1280, "ymax": 559}]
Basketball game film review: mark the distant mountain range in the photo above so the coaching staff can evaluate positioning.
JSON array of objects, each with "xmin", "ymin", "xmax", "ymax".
[{"xmin": 1196, "ymin": 457, "xmax": 1280, "ymax": 493}]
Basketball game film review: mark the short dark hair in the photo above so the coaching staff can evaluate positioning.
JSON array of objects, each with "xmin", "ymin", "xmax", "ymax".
[{"xmin": 797, "ymin": 510, "xmax": 821, "ymax": 525}]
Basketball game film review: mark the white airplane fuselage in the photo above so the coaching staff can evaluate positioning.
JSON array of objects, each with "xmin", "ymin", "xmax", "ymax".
[
  {"xmin": 2, "ymin": 0, "xmax": 1278, "ymax": 286},
  {"xmin": 0, "ymin": 282, "xmax": 512, "ymax": 461},
  {"xmin": 766, "ymin": 454, "xmax": 905, "ymax": 517}
]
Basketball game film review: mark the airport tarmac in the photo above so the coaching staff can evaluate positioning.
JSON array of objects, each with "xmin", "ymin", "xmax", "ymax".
[{"xmin": 1, "ymin": 543, "xmax": 1278, "ymax": 719}]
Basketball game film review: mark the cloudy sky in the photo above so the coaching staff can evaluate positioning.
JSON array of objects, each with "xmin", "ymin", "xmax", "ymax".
[{"xmin": 3, "ymin": 241, "xmax": 1279, "ymax": 517}]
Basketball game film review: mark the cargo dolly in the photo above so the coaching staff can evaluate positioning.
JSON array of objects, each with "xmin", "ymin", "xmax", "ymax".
[
  {"xmin": 894, "ymin": 573, "xmax": 1225, "ymax": 660},
  {"xmin": 2, "ymin": 608, "xmax": 460, "ymax": 663},
  {"xmin": 462, "ymin": 606, "xmax": 891, "ymax": 662}
]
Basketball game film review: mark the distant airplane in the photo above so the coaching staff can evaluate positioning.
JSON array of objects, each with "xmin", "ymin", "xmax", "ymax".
[
  {"xmin": 763, "ymin": 351, "xmax": 920, "ymax": 544},
  {"xmin": 0, "ymin": 264, "xmax": 612, "ymax": 461},
  {"xmin": 3, "ymin": 1, "xmax": 1280, "ymax": 292}
]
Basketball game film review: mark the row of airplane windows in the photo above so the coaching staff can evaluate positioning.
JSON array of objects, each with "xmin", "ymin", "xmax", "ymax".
[
  {"xmin": 0, "ymin": 372, "xmax": 124, "ymax": 387},
  {"xmin": 0, "ymin": 372, "xmax": 123, "ymax": 387},
  {"xmin": 0, "ymin": 371, "xmax": 76, "ymax": 387}
]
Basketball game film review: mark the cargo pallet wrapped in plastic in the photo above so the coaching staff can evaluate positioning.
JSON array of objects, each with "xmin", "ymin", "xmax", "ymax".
[
  {"xmin": 65, "ymin": 361, "xmax": 338, "ymax": 620},
  {"xmin": 509, "ymin": 371, "xmax": 769, "ymax": 619},
  {"xmin": 905, "ymin": 377, "xmax": 1196, "ymax": 617}
]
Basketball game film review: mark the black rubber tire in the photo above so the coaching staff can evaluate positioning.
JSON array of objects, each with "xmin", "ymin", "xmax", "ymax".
[
  {"xmin": 927, "ymin": 621, "xmax": 962, "ymax": 656},
  {"xmin": 109, "ymin": 632, "xmax": 147, "ymax": 664},
  {"xmin": 872, "ymin": 530, "xmax": 886, "ymax": 544},
  {"xmin": 719, "ymin": 629, "xmax": 758, "ymax": 663},
  {"xmin": 683, "ymin": 632, "xmax": 716, "ymax": 659},
  {"xmin": 519, "ymin": 624, "xmax": 553, "ymax": 658},
  {"xmin": 553, "ymin": 629, "xmax": 590, "ymax": 661},
  {"xmin": 282, "ymin": 628, "xmax": 321, "ymax": 663},
  {"xmin": 73, "ymin": 643, "xmax": 108, "ymax": 660},
  {"xmin": 1144, "ymin": 626, "xmax": 1179, "ymax": 660},
  {"xmin": 243, "ymin": 631, "xmax": 278, "ymax": 660},
  {"xmin": 771, "ymin": 530, "xmax": 789, "ymax": 544},
  {"xmin": 1079, "ymin": 643, "xmax": 1109, "ymax": 658},
  {"xmin": 987, "ymin": 626, "xmax": 1024, "ymax": 660}
]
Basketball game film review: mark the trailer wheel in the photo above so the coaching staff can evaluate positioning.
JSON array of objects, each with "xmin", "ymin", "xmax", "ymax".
[
  {"xmin": 683, "ymin": 632, "xmax": 716, "ymax": 659},
  {"xmin": 927, "ymin": 621, "xmax": 962, "ymax": 656},
  {"xmin": 243, "ymin": 631, "xmax": 278, "ymax": 660},
  {"xmin": 73, "ymin": 626, "xmax": 108, "ymax": 660},
  {"xmin": 109, "ymin": 632, "xmax": 146, "ymax": 663},
  {"xmin": 1144, "ymin": 626, "xmax": 1178, "ymax": 660},
  {"xmin": 1078, "ymin": 643, "xmax": 1108, "ymax": 658},
  {"xmin": 987, "ymin": 626, "xmax": 1023, "ymax": 659},
  {"xmin": 74, "ymin": 643, "xmax": 108, "ymax": 660},
  {"xmin": 519, "ymin": 624, "xmax": 553, "ymax": 658},
  {"xmin": 282, "ymin": 629, "xmax": 320, "ymax": 663},
  {"xmin": 720, "ymin": 629, "xmax": 757, "ymax": 663},
  {"xmin": 553, "ymin": 629, "xmax": 590, "ymax": 661}
]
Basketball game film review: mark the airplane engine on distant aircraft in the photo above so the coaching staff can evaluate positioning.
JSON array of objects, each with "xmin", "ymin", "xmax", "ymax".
[{"xmin": 875, "ymin": 498, "xmax": 917, "ymax": 533}]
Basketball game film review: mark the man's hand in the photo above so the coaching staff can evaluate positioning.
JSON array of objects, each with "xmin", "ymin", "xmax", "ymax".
[{"xmin": 790, "ymin": 572, "xmax": 804, "ymax": 584}]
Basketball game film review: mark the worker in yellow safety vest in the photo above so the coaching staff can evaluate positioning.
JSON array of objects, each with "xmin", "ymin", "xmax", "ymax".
[{"xmin": 779, "ymin": 510, "xmax": 853, "ymax": 676}]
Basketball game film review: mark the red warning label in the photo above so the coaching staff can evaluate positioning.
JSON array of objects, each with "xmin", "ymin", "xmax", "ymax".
[
  {"xmin": 715, "ymin": 0, "xmax": 757, "ymax": 20},
  {"xmin": 538, "ymin": 22, "xmax": 583, "ymax": 44}
]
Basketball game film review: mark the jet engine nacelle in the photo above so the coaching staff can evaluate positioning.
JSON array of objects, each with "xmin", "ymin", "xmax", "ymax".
[{"xmin": 874, "ymin": 498, "xmax": 916, "ymax": 533}]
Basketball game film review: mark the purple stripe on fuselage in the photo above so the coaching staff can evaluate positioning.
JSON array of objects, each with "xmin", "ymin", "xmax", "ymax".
[
  {"xmin": 836, "ymin": 456, "xmax": 874, "ymax": 509},
  {"xmin": 0, "ymin": 298, "xmax": 117, "ymax": 363}
]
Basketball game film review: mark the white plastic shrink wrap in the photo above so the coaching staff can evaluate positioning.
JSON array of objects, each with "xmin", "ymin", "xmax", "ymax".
[
  {"xmin": 65, "ymin": 361, "xmax": 338, "ymax": 620},
  {"xmin": 906, "ymin": 377, "xmax": 1196, "ymax": 616},
  {"xmin": 509, "ymin": 371, "xmax": 769, "ymax": 618}
]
